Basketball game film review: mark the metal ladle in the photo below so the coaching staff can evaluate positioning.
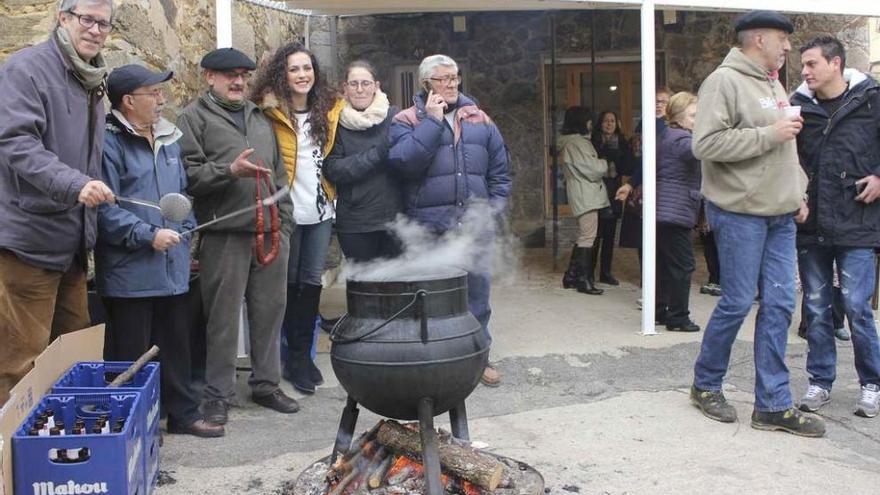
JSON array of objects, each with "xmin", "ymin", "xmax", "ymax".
[
  {"xmin": 178, "ymin": 185, "xmax": 289, "ymax": 236},
  {"xmin": 115, "ymin": 193, "xmax": 193, "ymax": 223}
]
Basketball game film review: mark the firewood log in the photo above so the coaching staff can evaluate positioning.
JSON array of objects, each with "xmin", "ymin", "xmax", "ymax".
[
  {"xmin": 368, "ymin": 454, "xmax": 394, "ymax": 488},
  {"xmin": 376, "ymin": 421, "xmax": 503, "ymax": 491}
]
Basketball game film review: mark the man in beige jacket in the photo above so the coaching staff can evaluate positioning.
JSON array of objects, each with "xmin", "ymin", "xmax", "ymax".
[{"xmin": 689, "ymin": 10, "xmax": 825, "ymax": 437}]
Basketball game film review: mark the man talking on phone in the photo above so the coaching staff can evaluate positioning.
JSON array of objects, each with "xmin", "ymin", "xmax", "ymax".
[
  {"xmin": 790, "ymin": 35, "xmax": 880, "ymax": 419},
  {"xmin": 388, "ymin": 54, "xmax": 512, "ymax": 387}
]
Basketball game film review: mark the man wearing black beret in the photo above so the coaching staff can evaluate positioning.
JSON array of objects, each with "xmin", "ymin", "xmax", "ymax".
[
  {"xmin": 177, "ymin": 47, "xmax": 298, "ymax": 427},
  {"xmin": 690, "ymin": 11, "xmax": 826, "ymax": 437}
]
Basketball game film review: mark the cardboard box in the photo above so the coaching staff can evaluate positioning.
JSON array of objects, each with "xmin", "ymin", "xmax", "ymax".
[{"xmin": 0, "ymin": 325, "xmax": 104, "ymax": 495}]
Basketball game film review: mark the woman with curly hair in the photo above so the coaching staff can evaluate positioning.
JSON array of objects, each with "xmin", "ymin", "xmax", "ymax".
[{"xmin": 251, "ymin": 42, "xmax": 344, "ymax": 395}]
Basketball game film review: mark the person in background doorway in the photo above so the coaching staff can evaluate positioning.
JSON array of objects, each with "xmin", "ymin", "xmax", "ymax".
[
  {"xmin": 325, "ymin": 60, "xmax": 402, "ymax": 263},
  {"xmin": 558, "ymin": 106, "xmax": 608, "ymax": 295},
  {"xmin": 591, "ymin": 110, "xmax": 633, "ymax": 286},
  {"xmin": 655, "ymin": 91, "xmax": 701, "ymax": 333},
  {"xmin": 251, "ymin": 43, "xmax": 344, "ymax": 395}
]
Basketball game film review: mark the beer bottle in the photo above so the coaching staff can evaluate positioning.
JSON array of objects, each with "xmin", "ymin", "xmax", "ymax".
[
  {"xmin": 44, "ymin": 409, "xmax": 56, "ymax": 429},
  {"xmin": 48, "ymin": 427, "xmax": 65, "ymax": 462},
  {"xmin": 34, "ymin": 419, "xmax": 48, "ymax": 436},
  {"xmin": 71, "ymin": 424, "xmax": 88, "ymax": 461}
]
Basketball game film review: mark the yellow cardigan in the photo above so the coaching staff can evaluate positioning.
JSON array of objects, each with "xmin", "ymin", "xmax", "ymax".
[{"xmin": 260, "ymin": 93, "xmax": 344, "ymax": 201}]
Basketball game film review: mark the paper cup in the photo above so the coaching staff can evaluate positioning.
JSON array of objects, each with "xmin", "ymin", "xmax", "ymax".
[{"xmin": 783, "ymin": 105, "xmax": 801, "ymax": 118}]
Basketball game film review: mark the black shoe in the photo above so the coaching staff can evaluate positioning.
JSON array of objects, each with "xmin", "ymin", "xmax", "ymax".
[
  {"xmin": 320, "ymin": 316, "xmax": 339, "ymax": 333},
  {"xmin": 599, "ymin": 274, "xmax": 619, "ymax": 286},
  {"xmin": 575, "ymin": 247, "xmax": 603, "ymax": 295},
  {"xmin": 309, "ymin": 360, "xmax": 324, "ymax": 386},
  {"xmin": 750, "ymin": 408, "xmax": 825, "ymax": 437},
  {"xmin": 285, "ymin": 364, "xmax": 316, "ymax": 394},
  {"xmin": 253, "ymin": 389, "xmax": 300, "ymax": 413},
  {"xmin": 202, "ymin": 399, "xmax": 228, "ymax": 425},
  {"xmin": 655, "ymin": 307, "xmax": 668, "ymax": 326},
  {"xmin": 690, "ymin": 385, "xmax": 737, "ymax": 423},
  {"xmin": 167, "ymin": 418, "xmax": 225, "ymax": 438},
  {"xmin": 667, "ymin": 320, "xmax": 701, "ymax": 332}
]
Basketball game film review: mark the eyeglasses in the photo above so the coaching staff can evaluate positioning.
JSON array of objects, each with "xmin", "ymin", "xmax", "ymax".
[
  {"xmin": 129, "ymin": 89, "xmax": 164, "ymax": 100},
  {"xmin": 220, "ymin": 70, "xmax": 251, "ymax": 81},
  {"xmin": 345, "ymin": 80, "xmax": 375, "ymax": 89},
  {"xmin": 66, "ymin": 11, "xmax": 115, "ymax": 34},
  {"xmin": 428, "ymin": 75, "xmax": 461, "ymax": 86}
]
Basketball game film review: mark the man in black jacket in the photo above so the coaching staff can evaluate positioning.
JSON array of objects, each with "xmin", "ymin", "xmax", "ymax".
[{"xmin": 791, "ymin": 35, "xmax": 880, "ymax": 419}]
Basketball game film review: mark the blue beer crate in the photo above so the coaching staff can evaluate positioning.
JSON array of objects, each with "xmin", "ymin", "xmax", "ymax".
[
  {"xmin": 52, "ymin": 362, "xmax": 160, "ymax": 493},
  {"xmin": 13, "ymin": 393, "xmax": 145, "ymax": 495}
]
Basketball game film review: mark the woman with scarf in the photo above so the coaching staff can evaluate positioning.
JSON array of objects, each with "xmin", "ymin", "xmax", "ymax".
[
  {"xmin": 591, "ymin": 110, "xmax": 634, "ymax": 286},
  {"xmin": 325, "ymin": 61, "xmax": 402, "ymax": 262},
  {"xmin": 251, "ymin": 43, "xmax": 344, "ymax": 395}
]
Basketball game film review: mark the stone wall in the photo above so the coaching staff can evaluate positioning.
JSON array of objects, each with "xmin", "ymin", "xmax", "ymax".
[
  {"xmin": 0, "ymin": 0, "xmax": 306, "ymax": 115},
  {"xmin": 335, "ymin": 10, "xmax": 870, "ymax": 241}
]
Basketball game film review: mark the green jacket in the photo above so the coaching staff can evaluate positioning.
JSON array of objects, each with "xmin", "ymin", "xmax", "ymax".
[
  {"xmin": 558, "ymin": 134, "xmax": 610, "ymax": 217},
  {"xmin": 177, "ymin": 92, "xmax": 292, "ymax": 235},
  {"xmin": 693, "ymin": 48, "xmax": 807, "ymax": 216}
]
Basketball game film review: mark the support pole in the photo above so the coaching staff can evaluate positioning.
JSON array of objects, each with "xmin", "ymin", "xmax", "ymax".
[
  {"xmin": 216, "ymin": 0, "xmax": 232, "ymax": 48},
  {"xmin": 640, "ymin": 0, "xmax": 659, "ymax": 336},
  {"xmin": 549, "ymin": 14, "xmax": 560, "ymax": 269},
  {"xmin": 449, "ymin": 402, "xmax": 470, "ymax": 441},
  {"xmin": 330, "ymin": 396, "xmax": 360, "ymax": 464},
  {"xmin": 418, "ymin": 398, "xmax": 444, "ymax": 495}
]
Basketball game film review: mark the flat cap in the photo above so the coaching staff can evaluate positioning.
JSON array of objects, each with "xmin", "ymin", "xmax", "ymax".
[
  {"xmin": 107, "ymin": 64, "xmax": 172, "ymax": 106},
  {"xmin": 734, "ymin": 10, "xmax": 794, "ymax": 34},
  {"xmin": 200, "ymin": 47, "xmax": 256, "ymax": 71}
]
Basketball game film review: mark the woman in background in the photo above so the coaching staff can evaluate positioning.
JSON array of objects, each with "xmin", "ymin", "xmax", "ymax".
[{"xmin": 558, "ymin": 106, "xmax": 608, "ymax": 295}]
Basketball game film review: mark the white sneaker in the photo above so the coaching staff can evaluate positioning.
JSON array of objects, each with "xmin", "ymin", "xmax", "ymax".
[
  {"xmin": 855, "ymin": 383, "xmax": 880, "ymax": 418},
  {"xmin": 798, "ymin": 385, "xmax": 831, "ymax": 413}
]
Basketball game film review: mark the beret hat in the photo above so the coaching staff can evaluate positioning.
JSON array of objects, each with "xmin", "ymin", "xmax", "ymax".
[
  {"xmin": 200, "ymin": 47, "xmax": 256, "ymax": 71},
  {"xmin": 734, "ymin": 10, "xmax": 794, "ymax": 34}
]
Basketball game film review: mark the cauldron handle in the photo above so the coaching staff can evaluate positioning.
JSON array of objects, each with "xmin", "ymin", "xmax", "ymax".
[
  {"xmin": 417, "ymin": 290, "xmax": 429, "ymax": 343},
  {"xmin": 330, "ymin": 289, "xmax": 430, "ymax": 344}
]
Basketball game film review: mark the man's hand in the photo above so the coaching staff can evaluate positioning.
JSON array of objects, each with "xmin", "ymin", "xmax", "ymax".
[
  {"xmin": 773, "ymin": 116, "xmax": 803, "ymax": 142},
  {"xmin": 152, "ymin": 229, "xmax": 181, "ymax": 252},
  {"xmin": 615, "ymin": 183, "xmax": 633, "ymax": 202},
  {"xmin": 855, "ymin": 175, "xmax": 880, "ymax": 204},
  {"xmin": 795, "ymin": 200, "xmax": 809, "ymax": 224},
  {"xmin": 78, "ymin": 180, "xmax": 115, "ymax": 208},
  {"xmin": 425, "ymin": 90, "xmax": 447, "ymax": 120},
  {"xmin": 230, "ymin": 148, "xmax": 270, "ymax": 178}
]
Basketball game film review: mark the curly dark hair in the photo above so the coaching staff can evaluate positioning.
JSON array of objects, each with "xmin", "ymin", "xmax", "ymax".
[{"xmin": 250, "ymin": 42, "xmax": 338, "ymax": 149}]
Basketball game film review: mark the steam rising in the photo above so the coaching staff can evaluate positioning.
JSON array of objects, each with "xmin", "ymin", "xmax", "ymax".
[{"xmin": 342, "ymin": 201, "xmax": 518, "ymax": 283}]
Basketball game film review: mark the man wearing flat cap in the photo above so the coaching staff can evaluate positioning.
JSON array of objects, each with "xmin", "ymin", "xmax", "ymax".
[
  {"xmin": 96, "ymin": 65, "xmax": 222, "ymax": 438},
  {"xmin": 690, "ymin": 11, "xmax": 825, "ymax": 437},
  {"xmin": 177, "ymin": 47, "xmax": 297, "ymax": 426}
]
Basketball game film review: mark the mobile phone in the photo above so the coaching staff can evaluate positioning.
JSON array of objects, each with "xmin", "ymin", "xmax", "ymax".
[{"xmin": 422, "ymin": 81, "xmax": 432, "ymax": 93}]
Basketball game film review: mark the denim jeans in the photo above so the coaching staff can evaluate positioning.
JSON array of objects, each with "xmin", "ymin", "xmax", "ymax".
[
  {"xmin": 694, "ymin": 202, "xmax": 797, "ymax": 412},
  {"xmin": 799, "ymin": 245, "xmax": 880, "ymax": 390},
  {"xmin": 287, "ymin": 219, "xmax": 333, "ymax": 286}
]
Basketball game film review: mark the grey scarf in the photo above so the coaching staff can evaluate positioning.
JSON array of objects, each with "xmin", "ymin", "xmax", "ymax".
[{"xmin": 54, "ymin": 27, "xmax": 107, "ymax": 91}]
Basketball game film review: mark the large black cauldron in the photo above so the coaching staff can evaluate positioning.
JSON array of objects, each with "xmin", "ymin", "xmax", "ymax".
[{"xmin": 330, "ymin": 269, "xmax": 489, "ymax": 419}]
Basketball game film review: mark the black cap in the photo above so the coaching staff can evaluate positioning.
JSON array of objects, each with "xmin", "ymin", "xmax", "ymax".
[
  {"xmin": 734, "ymin": 10, "xmax": 794, "ymax": 34},
  {"xmin": 107, "ymin": 64, "xmax": 173, "ymax": 106},
  {"xmin": 200, "ymin": 47, "xmax": 256, "ymax": 71}
]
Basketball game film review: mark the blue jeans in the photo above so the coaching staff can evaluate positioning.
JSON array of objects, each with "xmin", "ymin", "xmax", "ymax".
[
  {"xmin": 287, "ymin": 220, "xmax": 333, "ymax": 286},
  {"xmin": 694, "ymin": 202, "xmax": 797, "ymax": 412},
  {"xmin": 799, "ymin": 245, "xmax": 880, "ymax": 390}
]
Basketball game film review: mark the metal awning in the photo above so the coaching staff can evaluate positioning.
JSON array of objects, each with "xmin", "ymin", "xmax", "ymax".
[
  {"xmin": 283, "ymin": 0, "xmax": 878, "ymax": 16},
  {"xmin": 223, "ymin": 0, "xmax": 880, "ymax": 335}
]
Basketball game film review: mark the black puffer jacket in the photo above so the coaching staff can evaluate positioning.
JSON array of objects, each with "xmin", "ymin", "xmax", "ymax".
[
  {"xmin": 791, "ymin": 70, "xmax": 880, "ymax": 247},
  {"xmin": 324, "ymin": 106, "xmax": 402, "ymax": 234}
]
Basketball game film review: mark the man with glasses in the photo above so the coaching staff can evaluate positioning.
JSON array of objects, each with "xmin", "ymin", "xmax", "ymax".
[
  {"xmin": 0, "ymin": 0, "xmax": 116, "ymax": 406},
  {"xmin": 177, "ymin": 48, "xmax": 298, "ymax": 428},
  {"xmin": 94, "ymin": 65, "xmax": 224, "ymax": 437},
  {"xmin": 389, "ymin": 54, "xmax": 512, "ymax": 387}
]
